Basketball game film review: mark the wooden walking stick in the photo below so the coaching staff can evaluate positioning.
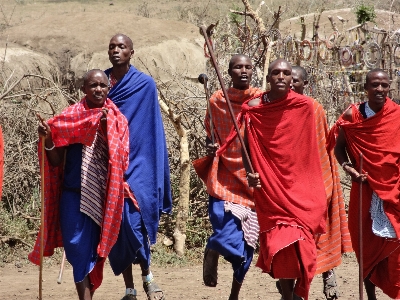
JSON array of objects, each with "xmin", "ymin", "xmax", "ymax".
[
  {"xmin": 200, "ymin": 25, "xmax": 255, "ymax": 173},
  {"xmin": 39, "ymin": 136, "xmax": 45, "ymax": 299},
  {"xmin": 359, "ymin": 152, "xmax": 364, "ymax": 300},
  {"xmin": 57, "ymin": 251, "xmax": 66, "ymax": 284}
]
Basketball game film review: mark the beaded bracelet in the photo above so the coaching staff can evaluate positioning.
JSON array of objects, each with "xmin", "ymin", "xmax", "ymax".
[{"xmin": 44, "ymin": 144, "xmax": 55, "ymax": 151}]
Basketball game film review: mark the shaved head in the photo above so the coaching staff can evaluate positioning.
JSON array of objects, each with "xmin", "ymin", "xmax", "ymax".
[
  {"xmin": 366, "ymin": 68, "xmax": 388, "ymax": 85},
  {"xmin": 292, "ymin": 66, "xmax": 308, "ymax": 81},
  {"xmin": 228, "ymin": 54, "xmax": 251, "ymax": 71},
  {"xmin": 83, "ymin": 69, "xmax": 108, "ymax": 86},
  {"xmin": 110, "ymin": 33, "xmax": 134, "ymax": 50},
  {"xmin": 268, "ymin": 58, "xmax": 291, "ymax": 75}
]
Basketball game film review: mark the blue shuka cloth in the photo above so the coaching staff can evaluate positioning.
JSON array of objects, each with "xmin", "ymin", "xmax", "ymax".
[
  {"xmin": 105, "ymin": 65, "xmax": 172, "ymax": 245},
  {"xmin": 108, "ymin": 198, "xmax": 151, "ymax": 275},
  {"xmin": 60, "ymin": 144, "xmax": 100, "ymax": 283},
  {"xmin": 207, "ymin": 196, "xmax": 254, "ymax": 283}
]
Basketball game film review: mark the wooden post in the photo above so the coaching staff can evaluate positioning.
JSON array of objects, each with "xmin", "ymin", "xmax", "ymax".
[
  {"xmin": 158, "ymin": 97, "xmax": 190, "ymax": 256},
  {"xmin": 359, "ymin": 153, "xmax": 364, "ymax": 300},
  {"xmin": 39, "ymin": 137, "xmax": 45, "ymax": 299}
]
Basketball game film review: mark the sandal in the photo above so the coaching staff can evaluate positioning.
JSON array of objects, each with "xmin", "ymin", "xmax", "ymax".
[
  {"xmin": 143, "ymin": 281, "xmax": 165, "ymax": 300},
  {"xmin": 121, "ymin": 289, "xmax": 137, "ymax": 300},
  {"xmin": 323, "ymin": 269, "xmax": 339, "ymax": 300},
  {"xmin": 203, "ymin": 247, "xmax": 219, "ymax": 287},
  {"xmin": 121, "ymin": 295, "xmax": 137, "ymax": 300}
]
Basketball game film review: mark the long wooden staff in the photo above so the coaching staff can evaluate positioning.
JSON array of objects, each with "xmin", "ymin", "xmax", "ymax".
[
  {"xmin": 200, "ymin": 25, "xmax": 255, "ymax": 173},
  {"xmin": 359, "ymin": 152, "xmax": 364, "ymax": 300},
  {"xmin": 39, "ymin": 136, "xmax": 45, "ymax": 299}
]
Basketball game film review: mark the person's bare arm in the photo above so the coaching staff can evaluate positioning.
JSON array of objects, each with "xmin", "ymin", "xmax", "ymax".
[
  {"xmin": 334, "ymin": 109, "xmax": 367, "ymax": 182},
  {"xmin": 242, "ymin": 125, "xmax": 260, "ymax": 188},
  {"xmin": 37, "ymin": 114, "xmax": 65, "ymax": 167}
]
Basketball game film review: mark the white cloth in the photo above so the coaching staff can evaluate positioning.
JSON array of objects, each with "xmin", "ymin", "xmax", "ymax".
[
  {"xmin": 80, "ymin": 129, "xmax": 108, "ymax": 226},
  {"xmin": 224, "ymin": 201, "xmax": 259, "ymax": 249}
]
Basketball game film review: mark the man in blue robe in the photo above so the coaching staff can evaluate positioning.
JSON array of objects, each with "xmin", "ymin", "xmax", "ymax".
[{"xmin": 105, "ymin": 33, "xmax": 172, "ymax": 300}]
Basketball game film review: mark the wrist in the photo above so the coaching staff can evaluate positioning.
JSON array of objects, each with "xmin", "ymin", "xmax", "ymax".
[
  {"xmin": 341, "ymin": 161, "xmax": 353, "ymax": 173},
  {"xmin": 44, "ymin": 140, "xmax": 55, "ymax": 151}
]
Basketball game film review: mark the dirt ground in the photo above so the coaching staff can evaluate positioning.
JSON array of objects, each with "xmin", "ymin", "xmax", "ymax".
[{"xmin": 0, "ymin": 253, "xmax": 390, "ymax": 300}]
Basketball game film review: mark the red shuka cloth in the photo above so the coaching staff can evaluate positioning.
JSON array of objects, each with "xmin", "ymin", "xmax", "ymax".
[
  {"xmin": 28, "ymin": 98, "xmax": 129, "ymax": 291},
  {"xmin": 312, "ymin": 100, "xmax": 352, "ymax": 274},
  {"xmin": 327, "ymin": 98, "xmax": 400, "ymax": 299},
  {"xmin": 192, "ymin": 87, "xmax": 262, "ymax": 208},
  {"xmin": 218, "ymin": 90, "xmax": 327, "ymax": 299}
]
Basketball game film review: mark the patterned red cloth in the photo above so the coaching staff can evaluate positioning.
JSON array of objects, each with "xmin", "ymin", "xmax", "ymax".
[
  {"xmin": 328, "ymin": 98, "xmax": 400, "ymax": 299},
  {"xmin": 28, "ymin": 97, "xmax": 129, "ymax": 274},
  {"xmin": 218, "ymin": 90, "xmax": 327, "ymax": 300},
  {"xmin": 312, "ymin": 99, "xmax": 352, "ymax": 274},
  {"xmin": 200, "ymin": 87, "xmax": 262, "ymax": 209}
]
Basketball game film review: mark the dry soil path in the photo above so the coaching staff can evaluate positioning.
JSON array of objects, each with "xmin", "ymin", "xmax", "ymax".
[{"xmin": 0, "ymin": 254, "xmax": 390, "ymax": 299}]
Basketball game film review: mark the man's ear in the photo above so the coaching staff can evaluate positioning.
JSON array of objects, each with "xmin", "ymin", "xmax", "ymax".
[
  {"xmin": 81, "ymin": 85, "xmax": 86, "ymax": 94},
  {"xmin": 228, "ymin": 68, "xmax": 232, "ymax": 77},
  {"xmin": 304, "ymin": 80, "xmax": 309, "ymax": 86},
  {"xmin": 130, "ymin": 49, "xmax": 134, "ymax": 58}
]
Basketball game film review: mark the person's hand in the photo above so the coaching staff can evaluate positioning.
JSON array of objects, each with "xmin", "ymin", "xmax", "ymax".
[
  {"xmin": 247, "ymin": 172, "xmax": 261, "ymax": 188},
  {"xmin": 100, "ymin": 108, "xmax": 108, "ymax": 134},
  {"xmin": 37, "ymin": 114, "xmax": 51, "ymax": 139},
  {"xmin": 344, "ymin": 165, "xmax": 368, "ymax": 183},
  {"xmin": 37, "ymin": 113, "xmax": 56, "ymax": 150},
  {"xmin": 206, "ymin": 143, "xmax": 219, "ymax": 157}
]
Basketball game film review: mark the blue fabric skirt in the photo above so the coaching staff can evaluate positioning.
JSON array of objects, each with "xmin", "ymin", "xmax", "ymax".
[
  {"xmin": 108, "ymin": 198, "xmax": 151, "ymax": 275},
  {"xmin": 60, "ymin": 190, "xmax": 100, "ymax": 283},
  {"xmin": 207, "ymin": 196, "xmax": 254, "ymax": 283}
]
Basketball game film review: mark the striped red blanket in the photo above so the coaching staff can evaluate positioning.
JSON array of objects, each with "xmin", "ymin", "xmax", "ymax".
[
  {"xmin": 29, "ymin": 97, "xmax": 129, "ymax": 269},
  {"xmin": 194, "ymin": 87, "xmax": 262, "ymax": 209},
  {"xmin": 312, "ymin": 100, "xmax": 352, "ymax": 274},
  {"xmin": 328, "ymin": 99, "xmax": 400, "ymax": 299}
]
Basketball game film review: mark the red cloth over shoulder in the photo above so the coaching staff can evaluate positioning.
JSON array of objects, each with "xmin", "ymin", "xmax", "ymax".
[
  {"xmin": 312, "ymin": 100, "xmax": 352, "ymax": 274},
  {"xmin": 28, "ymin": 98, "xmax": 129, "ymax": 291},
  {"xmin": 328, "ymin": 98, "xmax": 400, "ymax": 298},
  {"xmin": 330, "ymin": 99, "xmax": 400, "ymax": 236},
  {"xmin": 218, "ymin": 90, "xmax": 327, "ymax": 300},
  {"xmin": 219, "ymin": 90, "xmax": 327, "ymax": 234},
  {"xmin": 193, "ymin": 87, "xmax": 262, "ymax": 208}
]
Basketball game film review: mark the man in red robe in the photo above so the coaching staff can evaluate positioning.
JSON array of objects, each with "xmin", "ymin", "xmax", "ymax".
[
  {"xmin": 289, "ymin": 66, "xmax": 352, "ymax": 300},
  {"xmin": 194, "ymin": 54, "xmax": 261, "ymax": 300},
  {"xmin": 30, "ymin": 69, "xmax": 129, "ymax": 300},
  {"xmin": 330, "ymin": 68, "xmax": 400, "ymax": 300},
  {"xmin": 218, "ymin": 58, "xmax": 327, "ymax": 300}
]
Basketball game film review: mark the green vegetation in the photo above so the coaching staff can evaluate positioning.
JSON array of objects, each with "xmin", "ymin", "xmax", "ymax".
[{"xmin": 355, "ymin": 3, "xmax": 376, "ymax": 24}]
